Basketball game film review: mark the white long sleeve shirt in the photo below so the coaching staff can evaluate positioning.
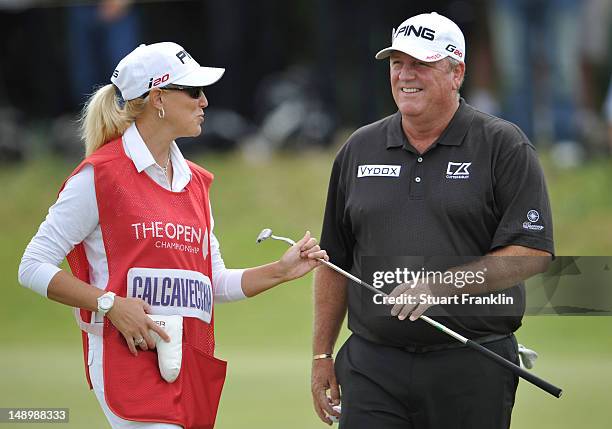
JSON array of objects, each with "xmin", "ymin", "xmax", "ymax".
[{"xmin": 18, "ymin": 123, "xmax": 246, "ymax": 303}]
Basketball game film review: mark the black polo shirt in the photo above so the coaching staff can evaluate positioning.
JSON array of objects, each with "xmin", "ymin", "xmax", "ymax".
[{"xmin": 320, "ymin": 99, "xmax": 554, "ymax": 346}]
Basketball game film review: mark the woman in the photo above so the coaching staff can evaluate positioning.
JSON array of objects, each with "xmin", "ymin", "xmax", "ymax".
[{"xmin": 18, "ymin": 42, "xmax": 328, "ymax": 429}]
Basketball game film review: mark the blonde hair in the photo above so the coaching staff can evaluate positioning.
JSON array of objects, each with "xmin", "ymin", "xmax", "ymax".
[{"xmin": 80, "ymin": 84, "xmax": 147, "ymax": 156}]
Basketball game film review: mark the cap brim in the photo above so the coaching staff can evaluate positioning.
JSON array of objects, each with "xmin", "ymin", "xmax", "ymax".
[
  {"xmin": 375, "ymin": 45, "xmax": 445, "ymax": 63},
  {"xmin": 173, "ymin": 67, "xmax": 225, "ymax": 87}
]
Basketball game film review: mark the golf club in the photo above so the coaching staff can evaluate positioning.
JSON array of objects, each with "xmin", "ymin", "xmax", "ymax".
[{"xmin": 256, "ymin": 228, "xmax": 563, "ymax": 398}]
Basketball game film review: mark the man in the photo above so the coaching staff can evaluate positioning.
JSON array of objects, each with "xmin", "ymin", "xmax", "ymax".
[{"xmin": 311, "ymin": 12, "xmax": 554, "ymax": 429}]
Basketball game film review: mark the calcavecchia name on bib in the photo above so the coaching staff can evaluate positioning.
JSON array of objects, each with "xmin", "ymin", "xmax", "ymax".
[
  {"xmin": 131, "ymin": 221, "xmax": 208, "ymax": 256},
  {"xmin": 128, "ymin": 267, "xmax": 213, "ymax": 323}
]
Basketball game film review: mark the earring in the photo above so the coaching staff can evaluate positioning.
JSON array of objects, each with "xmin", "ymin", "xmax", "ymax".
[{"xmin": 158, "ymin": 107, "xmax": 165, "ymax": 119}]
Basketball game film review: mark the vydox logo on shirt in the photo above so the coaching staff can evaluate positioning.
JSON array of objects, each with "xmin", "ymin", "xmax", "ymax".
[
  {"xmin": 127, "ymin": 268, "xmax": 213, "ymax": 323},
  {"xmin": 357, "ymin": 165, "xmax": 401, "ymax": 178}
]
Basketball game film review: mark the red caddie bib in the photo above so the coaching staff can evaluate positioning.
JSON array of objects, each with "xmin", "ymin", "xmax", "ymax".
[{"xmin": 62, "ymin": 138, "xmax": 226, "ymax": 429}]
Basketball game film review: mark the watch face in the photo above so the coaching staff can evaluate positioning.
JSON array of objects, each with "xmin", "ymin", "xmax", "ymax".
[{"xmin": 99, "ymin": 295, "xmax": 113, "ymax": 310}]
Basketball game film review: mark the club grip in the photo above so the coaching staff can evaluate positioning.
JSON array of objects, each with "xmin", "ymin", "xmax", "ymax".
[{"xmin": 466, "ymin": 339, "xmax": 563, "ymax": 398}]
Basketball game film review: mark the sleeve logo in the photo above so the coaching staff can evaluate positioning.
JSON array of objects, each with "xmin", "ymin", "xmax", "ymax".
[
  {"xmin": 523, "ymin": 209, "xmax": 544, "ymax": 231},
  {"xmin": 527, "ymin": 210, "xmax": 540, "ymax": 223}
]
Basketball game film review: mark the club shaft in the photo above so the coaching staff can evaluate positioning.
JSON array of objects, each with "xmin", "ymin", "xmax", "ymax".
[
  {"xmin": 270, "ymin": 235, "xmax": 297, "ymax": 247},
  {"xmin": 315, "ymin": 259, "xmax": 563, "ymax": 398},
  {"xmin": 318, "ymin": 259, "xmax": 381, "ymax": 295},
  {"xmin": 465, "ymin": 339, "xmax": 562, "ymax": 397},
  {"xmin": 266, "ymin": 231, "xmax": 562, "ymax": 397}
]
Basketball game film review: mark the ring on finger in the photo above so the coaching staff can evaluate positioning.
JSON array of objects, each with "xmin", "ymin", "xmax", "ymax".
[{"xmin": 134, "ymin": 337, "xmax": 145, "ymax": 346}]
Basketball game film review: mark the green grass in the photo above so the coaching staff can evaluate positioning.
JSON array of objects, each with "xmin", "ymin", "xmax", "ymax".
[
  {"xmin": 1, "ymin": 149, "xmax": 611, "ymax": 428},
  {"xmin": 541, "ymin": 156, "xmax": 612, "ymax": 254}
]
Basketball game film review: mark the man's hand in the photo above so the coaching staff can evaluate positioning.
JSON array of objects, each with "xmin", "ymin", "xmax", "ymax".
[
  {"xmin": 311, "ymin": 359, "xmax": 341, "ymax": 425},
  {"xmin": 388, "ymin": 280, "xmax": 438, "ymax": 321},
  {"xmin": 388, "ymin": 249, "xmax": 551, "ymax": 322}
]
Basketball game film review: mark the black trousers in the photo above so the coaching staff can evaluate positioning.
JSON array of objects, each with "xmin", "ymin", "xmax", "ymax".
[{"xmin": 334, "ymin": 334, "xmax": 520, "ymax": 429}]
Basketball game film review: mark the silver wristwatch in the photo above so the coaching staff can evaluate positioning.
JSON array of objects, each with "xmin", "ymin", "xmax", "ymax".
[{"xmin": 97, "ymin": 291, "xmax": 116, "ymax": 315}]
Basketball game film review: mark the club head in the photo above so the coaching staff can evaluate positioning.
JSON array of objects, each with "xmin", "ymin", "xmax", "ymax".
[
  {"xmin": 256, "ymin": 228, "xmax": 273, "ymax": 244},
  {"xmin": 518, "ymin": 344, "xmax": 539, "ymax": 369}
]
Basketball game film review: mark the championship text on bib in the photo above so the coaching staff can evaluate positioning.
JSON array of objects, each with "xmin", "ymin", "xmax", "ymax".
[{"xmin": 128, "ymin": 268, "xmax": 213, "ymax": 324}]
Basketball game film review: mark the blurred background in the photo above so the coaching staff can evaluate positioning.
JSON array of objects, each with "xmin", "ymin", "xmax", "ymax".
[{"xmin": 1, "ymin": 0, "xmax": 611, "ymax": 428}]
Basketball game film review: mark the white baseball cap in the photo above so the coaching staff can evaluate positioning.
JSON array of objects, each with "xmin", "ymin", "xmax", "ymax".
[
  {"xmin": 111, "ymin": 42, "xmax": 225, "ymax": 100},
  {"xmin": 375, "ymin": 12, "xmax": 465, "ymax": 63}
]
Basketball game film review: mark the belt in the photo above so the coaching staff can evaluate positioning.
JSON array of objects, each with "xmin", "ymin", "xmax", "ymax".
[{"xmin": 398, "ymin": 333, "xmax": 512, "ymax": 354}]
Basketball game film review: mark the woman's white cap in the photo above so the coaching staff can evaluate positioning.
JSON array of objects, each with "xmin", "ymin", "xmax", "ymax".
[
  {"xmin": 111, "ymin": 42, "xmax": 225, "ymax": 100},
  {"xmin": 375, "ymin": 12, "xmax": 465, "ymax": 63}
]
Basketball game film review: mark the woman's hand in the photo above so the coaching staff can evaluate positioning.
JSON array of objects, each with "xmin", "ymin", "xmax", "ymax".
[
  {"xmin": 106, "ymin": 297, "xmax": 170, "ymax": 356},
  {"xmin": 277, "ymin": 231, "xmax": 329, "ymax": 282},
  {"xmin": 241, "ymin": 231, "xmax": 329, "ymax": 297}
]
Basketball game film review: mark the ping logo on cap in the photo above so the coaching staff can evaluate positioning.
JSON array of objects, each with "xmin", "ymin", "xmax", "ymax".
[
  {"xmin": 176, "ymin": 49, "xmax": 192, "ymax": 64},
  {"xmin": 111, "ymin": 42, "xmax": 225, "ymax": 100},
  {"xmin": 393, "ymin": 25, "xmax": 436, "ymax": 41},
  {"xmin": 375, "ymin": 13, "xmax": 466, "ymax": 63}
]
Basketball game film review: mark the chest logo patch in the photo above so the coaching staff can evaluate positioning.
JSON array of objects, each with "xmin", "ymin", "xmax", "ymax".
[
  {"xmin": 357, "ymin": 165, "xmax": 401, "ymax": 178},
  {"xmin": 446, "ymin": 162, "xmax": 471, "ymax": 179}
]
